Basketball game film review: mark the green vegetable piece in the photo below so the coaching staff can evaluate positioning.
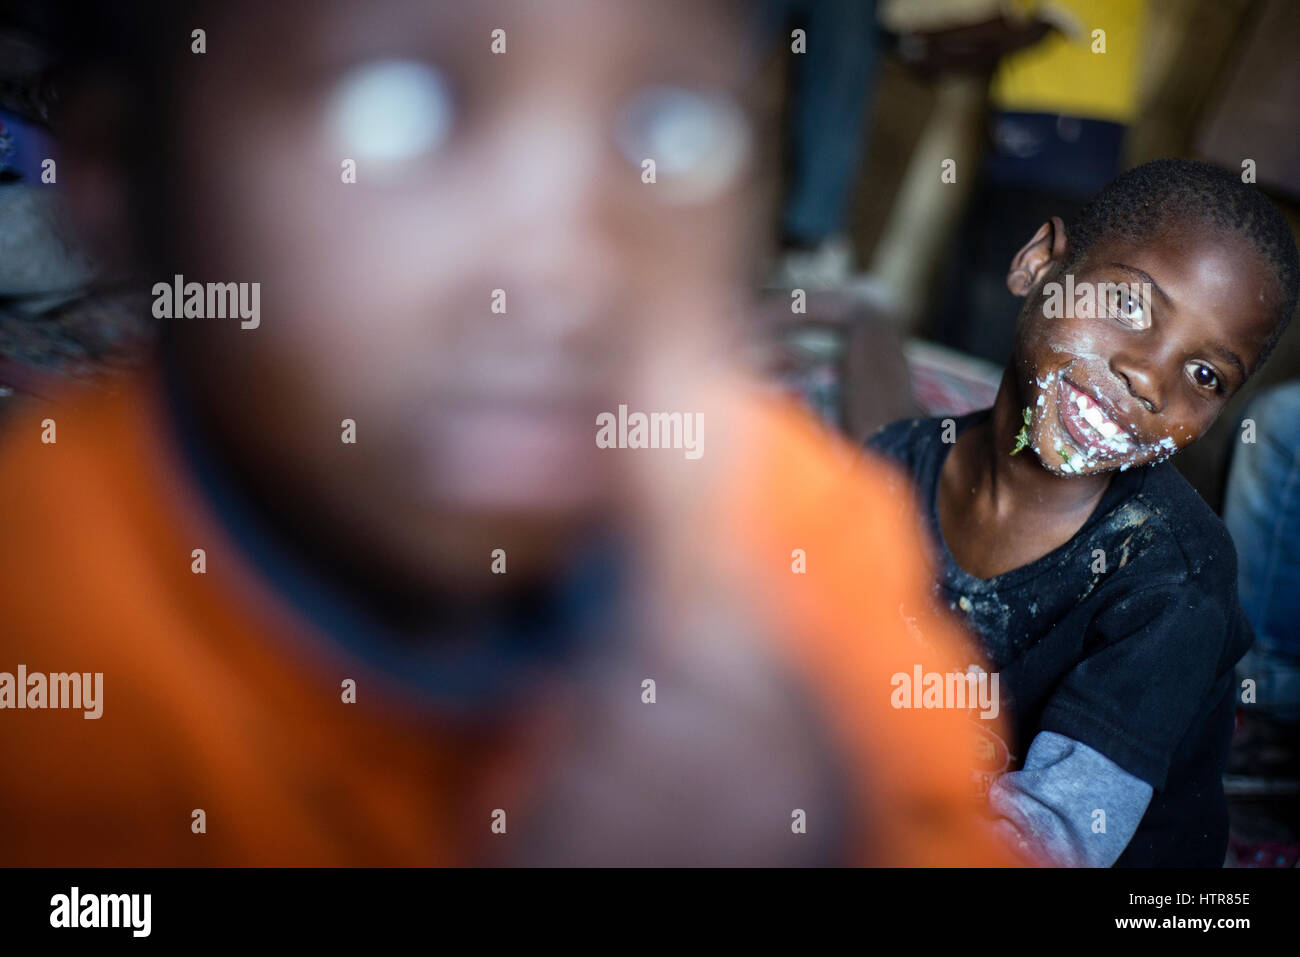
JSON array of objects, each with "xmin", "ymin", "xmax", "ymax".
[{"xmin": 1010, "ymin": 406, "xmax": 1033, "ymax": 455}]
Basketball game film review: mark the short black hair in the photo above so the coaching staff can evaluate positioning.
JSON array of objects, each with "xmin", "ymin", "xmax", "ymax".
[{"xmin": 1064, "ymin": 158, "xmax": 1300, "ymax": 374}]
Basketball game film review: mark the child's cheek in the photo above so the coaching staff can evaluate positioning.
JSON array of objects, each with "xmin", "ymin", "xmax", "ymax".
[{"xmin": 1043, "ymin": 313, "xmax": 1109, "ymax": 364}]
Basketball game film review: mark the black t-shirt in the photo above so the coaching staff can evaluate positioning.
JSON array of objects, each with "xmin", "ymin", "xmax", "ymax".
[{"xmin": 868, "ymin": 410, "xmax": 1253, "ymax": 867}]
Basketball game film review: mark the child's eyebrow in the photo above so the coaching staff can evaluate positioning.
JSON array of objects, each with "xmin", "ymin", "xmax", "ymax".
[
  {"xmin": 1208, "ymin": 344, "xmax": 1247, "ymax": 381},
  {"xmin": 1107, "ymin": 263, "xmax": 1171, "ymax": 307}
]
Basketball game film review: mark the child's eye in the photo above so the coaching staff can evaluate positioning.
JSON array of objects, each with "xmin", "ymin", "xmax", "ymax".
[
  {"xmin": 326, "ymin": 59, "xmax": 454, "ymax": 168},
  {"xmin": 1187, "ymin": 362, "xmax": 1222, "ymax": 392},
  {"xmin": 1105, "ymin": 286, "xmax": 1147, "ymax": 327},
  {"xmin": 613, "ymin": 86, "xmax": 750, "ymax": 203}
]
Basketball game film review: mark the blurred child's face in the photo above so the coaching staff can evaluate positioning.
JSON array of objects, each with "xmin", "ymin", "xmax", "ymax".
[
  {"xmin": 1010, "ymin": 221, "xmax": 1278, "ymax": 476},
  {"xmin": 152, "ymin": 0, "xmax": 752, "ymax": 580}
]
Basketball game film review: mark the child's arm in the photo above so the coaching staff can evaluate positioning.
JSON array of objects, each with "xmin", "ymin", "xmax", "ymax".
[
  {"xmin": 989, "ymin": 575, "xmax": 1242, "ymax": 866},
  {"xmin": 986, "ymin": 730, "xmax": 1153, "ymax": 866}
]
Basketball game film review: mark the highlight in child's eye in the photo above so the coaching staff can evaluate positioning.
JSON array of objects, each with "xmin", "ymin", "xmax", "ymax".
[
  {"xmin": 327, "ymin": 59, "xmax": 453, "ymax": 168},
  {"xmin": 1188, "ymin": 361, "xmax": 1222, "ymax": 392},
  {"xmin": 614, "ymin": 85, "xmax": 751, "ymax": 203}
]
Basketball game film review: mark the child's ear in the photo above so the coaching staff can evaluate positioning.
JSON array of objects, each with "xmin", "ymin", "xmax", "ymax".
[{"xmin": 1006, "ymin": 216, "xmax": 1067, "ymax": 296}]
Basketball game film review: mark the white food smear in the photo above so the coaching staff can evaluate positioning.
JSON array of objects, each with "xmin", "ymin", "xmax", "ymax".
[
  {"xmin": 1034, "ymin": 351, "xmax": 1182, "ymax": 472},
  {"xmin": 1070, "ymin": 390, "xmax": 1132, "ymax": 455}
]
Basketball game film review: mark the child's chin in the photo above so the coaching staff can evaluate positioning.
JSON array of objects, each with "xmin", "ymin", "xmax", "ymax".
[
  {"xmin": 1042, "ymin": 447, "xmax": 1154, "ymax": 476},
  {"xmin": 1049, "ymin": 459, "xmax": 1103, "ymax": 477},
  {"xmin": 1032, "ymin": 422, "xmax": 1146, "ymax": 476}
]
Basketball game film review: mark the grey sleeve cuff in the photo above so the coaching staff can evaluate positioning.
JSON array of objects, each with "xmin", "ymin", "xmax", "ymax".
[{"xmin": 987, "ymin": 731, "xmax": 1153, "ymax": 867}]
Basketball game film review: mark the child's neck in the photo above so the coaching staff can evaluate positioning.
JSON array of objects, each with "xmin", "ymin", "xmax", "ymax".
[
  {"xmin": 977, "ymin": 369, "xmax": 1113, "ymax": 515},
  {"xmin": 937, "ymin": 370, "xmax": 1114, "ymax": 580}
]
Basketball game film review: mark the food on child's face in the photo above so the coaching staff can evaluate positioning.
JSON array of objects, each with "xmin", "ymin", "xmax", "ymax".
[
  {"xmin": 1024, "ymin": 364, "xmax": 1181, "ymax": 475},
  {"xmin": 1058, "ymin": 378, "xmax": 1133, "ymax": 455},
  {"xmin": 1010, "ymin": 406, "xmax": 1033, "ymax": 455}
]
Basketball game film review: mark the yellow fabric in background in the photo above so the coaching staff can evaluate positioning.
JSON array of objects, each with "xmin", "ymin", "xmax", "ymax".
[{"xmin": 991, "ymin": 0, "xmax": 1146, "ymax": 123}]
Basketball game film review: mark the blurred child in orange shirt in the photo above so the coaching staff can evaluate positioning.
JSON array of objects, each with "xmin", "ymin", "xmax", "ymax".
[{"xmin": 0, "ymin": 0, "xmax": 1016, "ymax": 866}]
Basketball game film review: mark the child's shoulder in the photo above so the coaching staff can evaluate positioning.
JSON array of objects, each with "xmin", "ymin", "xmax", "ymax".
[
  {"xmin": 1096, "ymin": 462, "xmax": 1238, "ymax": 587},
  {"xmin": 865, "ymin": 409, "xmax": 987, "ymax": 465},
  {"xmin": 865, "ymin": 414, "xmax": 932, "ymax": 450}
]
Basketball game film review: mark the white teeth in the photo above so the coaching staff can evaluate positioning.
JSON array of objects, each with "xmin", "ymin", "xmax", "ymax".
[{"xmin": 1067, "ymin": 383, "xmax": 1132, "ymax": 451}]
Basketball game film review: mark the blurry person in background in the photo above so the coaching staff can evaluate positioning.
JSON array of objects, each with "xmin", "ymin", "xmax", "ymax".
[
  {"xmin": 0, "ymin": 17, "xmax": 152, "ymax": 406},
  {"xmin": 1225, "ymin": 383, "xmax": 1300, "ymax": 738},
  {"xmin": 759, "ymin": 0, "xmax": 880, "ymax": 289},
  {"xmin": 1222, "ymin": 382, "xmax": 1300, "ymax": 866},
  {"xmin": 0, "ymin": 0, "xmax": 1014, "ymax": 866}
]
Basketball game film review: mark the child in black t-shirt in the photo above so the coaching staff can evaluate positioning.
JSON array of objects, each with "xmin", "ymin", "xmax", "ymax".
[{"xmin": 869, "ymin": 159, "xmax": 1300, "ymax": 866}]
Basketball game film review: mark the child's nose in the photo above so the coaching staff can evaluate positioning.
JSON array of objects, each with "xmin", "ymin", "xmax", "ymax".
[
  {"xmin": 1109, "ymin": 355, "xmax": 1163, "ymax": 414},
  {"xmin": 480, "ymin": 106, "xmax": 626, "ymax": 290},
  {"xmin": 489, "ymin": 105, "xmax": 618, "ymax": 236}
]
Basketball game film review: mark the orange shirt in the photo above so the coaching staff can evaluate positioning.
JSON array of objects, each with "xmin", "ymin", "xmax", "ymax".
[{"xmin": 0, "ymin": 370, "xmax": 1015, "ymax": 866}]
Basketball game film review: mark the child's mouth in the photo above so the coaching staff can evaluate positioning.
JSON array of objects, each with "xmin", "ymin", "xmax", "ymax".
[{"xmin": 1057, "ymin": 378, "xmax": 1135, "ymax": 459}]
